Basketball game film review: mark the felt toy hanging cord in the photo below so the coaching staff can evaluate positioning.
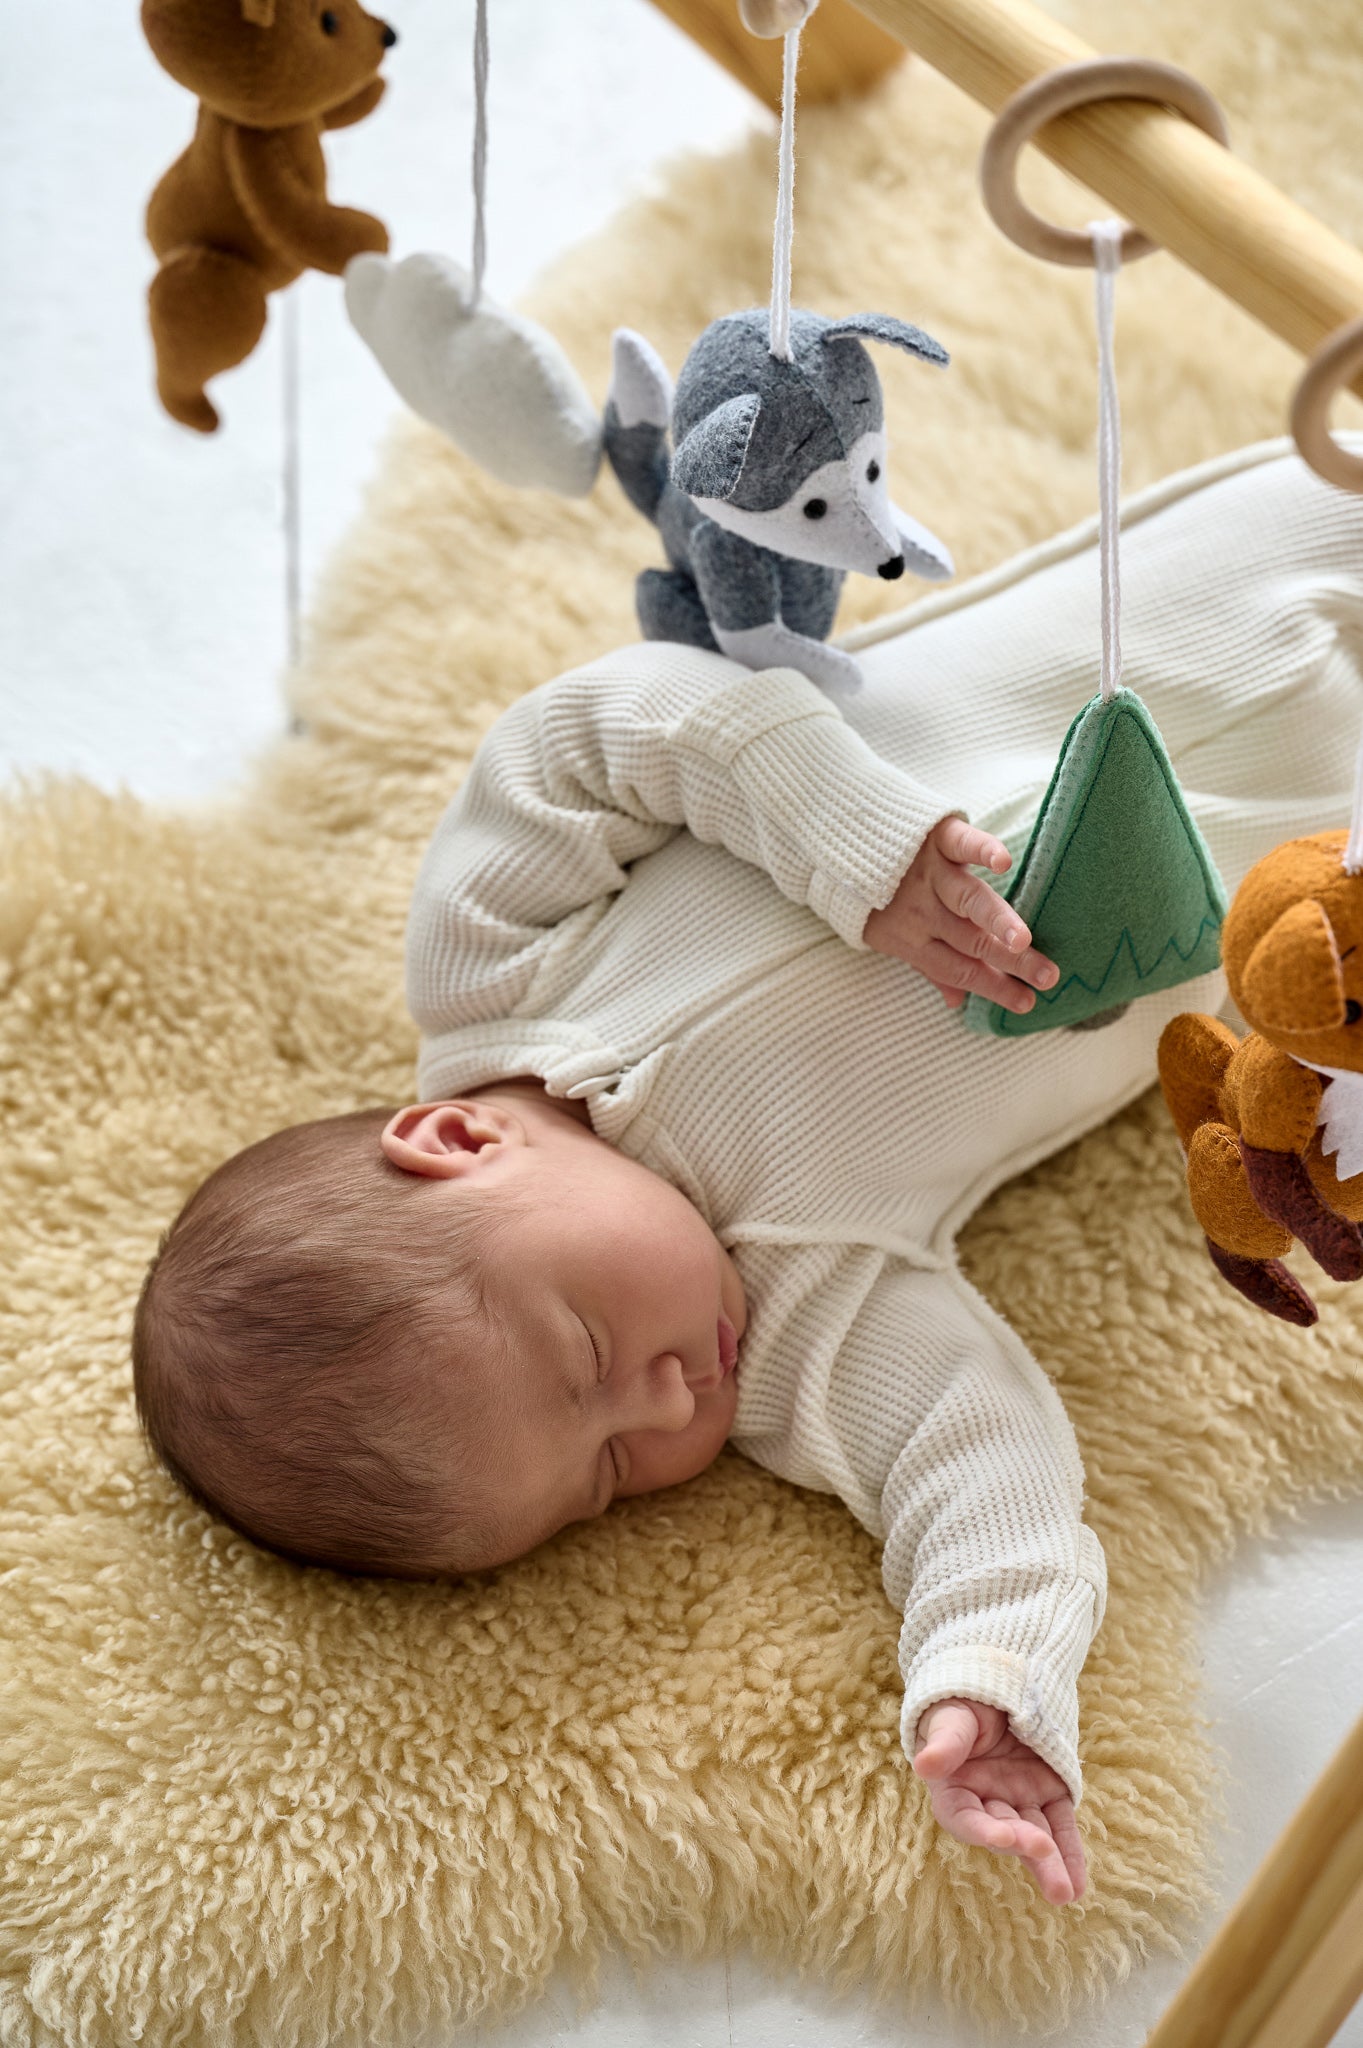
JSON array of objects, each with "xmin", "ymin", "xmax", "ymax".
[
  {"xmin": 767, "ymin": 21, "xmax": 802, "ymax": 362},
  {"xmin": 962, "ymin": 228, "xmax": 1229, "ymax": 1036},
  {"xmin": 344, "ymin": 0, "xmax": 603, "ymax": 496}
]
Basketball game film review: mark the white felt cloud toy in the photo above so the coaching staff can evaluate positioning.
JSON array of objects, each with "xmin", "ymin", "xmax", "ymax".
[{"xmin": 345, "ymin": 251, "xmax": 603, "ymax": 497}]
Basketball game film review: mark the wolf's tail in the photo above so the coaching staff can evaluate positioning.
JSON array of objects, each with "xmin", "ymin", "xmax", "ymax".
[{"xmin": 603, "ymin": 328, "xmax": 674, "ymax": 523}]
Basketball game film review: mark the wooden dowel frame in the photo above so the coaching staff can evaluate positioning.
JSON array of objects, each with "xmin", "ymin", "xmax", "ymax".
[
  {"xmin": 849, "ymin": 0, "xmax": 1363, "ymax": 399},
  {"xmin": 1141, "ymin": 1708, "xmax": 1363, "ymax": 2047}
]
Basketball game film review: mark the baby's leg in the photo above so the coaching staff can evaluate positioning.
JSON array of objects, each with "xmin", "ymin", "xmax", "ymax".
[{"xmin": 1118, "ymin": 454, "xmax": 1363, "ymax": 894}]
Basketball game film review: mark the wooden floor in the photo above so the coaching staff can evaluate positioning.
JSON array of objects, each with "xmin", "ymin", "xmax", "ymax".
[{"xmin": 2, "ymin": 3, "xmax": 1362, "ymax": 2042}]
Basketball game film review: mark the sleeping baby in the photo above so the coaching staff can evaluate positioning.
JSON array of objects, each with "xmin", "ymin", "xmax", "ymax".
[{"xmin": 131, "ymin": 444, "xmax": 1363, "ymax": 1911}]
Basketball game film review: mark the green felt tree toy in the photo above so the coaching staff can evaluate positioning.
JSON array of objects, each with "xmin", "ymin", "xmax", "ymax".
[{"xmin": 964, "ymin": 223, "xmax": 1228, "ymax": 1038}]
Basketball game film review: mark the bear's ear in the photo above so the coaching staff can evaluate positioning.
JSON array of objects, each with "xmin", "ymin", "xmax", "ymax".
[
  {"xmin": 671, "ymin": 392, "xmax": 762, "ymax": 502},
  {"xmin": 241, "ymin": 0, "xmax": 276, "ymax": 23},
  {"xmin": 821, "ymin": 314, "xmax": 949, "ymax": 368},
  {"xmin": 1240, "ymin": 897, "xmax": 1346, "ymax": 1034}
]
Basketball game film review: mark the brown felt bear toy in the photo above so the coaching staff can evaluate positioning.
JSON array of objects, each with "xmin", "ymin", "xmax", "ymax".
[
  {"xmin": 1158, "ymin": 828, "xmax": 1363, "ymax": 1326},
  {"xmin": 142, "ymin": 0, "xmax": 397, "ymax": 433}
]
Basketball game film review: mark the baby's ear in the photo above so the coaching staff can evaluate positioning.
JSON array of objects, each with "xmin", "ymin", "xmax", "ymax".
[
  {"xmin": 821, "ymin": 312, "xmax": 949, "ymax": 368},
  {"xmin": 381, "ymin": 1099, "xmax": 519, "ymax": 1177},
  {"xmin": 671, "ymin": 393, "xmax": 762, "ymax": 502}
]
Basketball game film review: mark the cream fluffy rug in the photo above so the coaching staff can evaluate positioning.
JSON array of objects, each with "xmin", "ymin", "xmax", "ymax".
[{"xmin": 5, "ymin": 1, "xmax": 1363, "ymax": 2041}]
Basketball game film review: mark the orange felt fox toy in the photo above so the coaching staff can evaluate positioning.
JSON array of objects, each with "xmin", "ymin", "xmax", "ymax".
[
  {"xmin": 1158, "ymin": 829, "xmax": 1363, "ymax": 1326},
  {"xmin": 141, "ymin": 0, "xmax": 397, "ymax": 433}
]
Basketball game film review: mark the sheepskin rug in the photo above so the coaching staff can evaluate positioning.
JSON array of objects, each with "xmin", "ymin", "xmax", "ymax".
[{"xmin": 4, "ymin": 0, "xmax": 1363, "ymax": 2040}]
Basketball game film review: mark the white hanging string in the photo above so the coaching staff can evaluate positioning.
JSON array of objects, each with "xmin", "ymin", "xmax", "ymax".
[
  {"xmin": 282, "ymin": 288, "xmax": 302, "ymax": 678},
  {"xmin": 1343, "ymin": 731, "xmax": 1363, "ymax": 871},
  {"xmin": 768, "ymin": 25, "xmax": 801, "ymax": 361},
  {"xmin": 1090, "ymin": 219, "xmax": 1124, "ymax": 703},
  {"xmin": 469, "ymin": 0, "xmax": 489, "ymax": 307}
]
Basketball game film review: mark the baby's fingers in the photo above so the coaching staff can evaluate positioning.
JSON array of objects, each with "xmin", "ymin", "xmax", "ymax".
[
  {"xmin": 932, "ymin": 1791, "xmax": 1078, "ymax": 1904},
  {"xmin": 932, "ymin": 1785, "xmax": 1020, "ymax": 1854},
  {"xmin": 934, "ymin": 817, "xmax": 1012, "ymax": 874},
  {"xmin": 986, "ymin": 1801, "xmax": 1078, "ymax": 1904},
  {"xmin": 913, "ymin": 1701, "xmax": 980, "ymax": 1778},
  {"xmin": 916, "ymin": 935, "xmax": 1040, "ymax": 1016},
  {"xmin": 933, "ymin": 871, "xmax": 1059, "ymax": 992},
  {"xmin": 935, "ymin": 859, "xmax": 1032, "ymax": 957},
  {"xmin": 1041, "ymin": 1800, "xmax": 1088, "ymax": 1900}
]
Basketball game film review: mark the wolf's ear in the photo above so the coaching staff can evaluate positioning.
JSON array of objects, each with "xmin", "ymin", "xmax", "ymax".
[
  {"xmin": 241, "ymin": 0, "xmax": 276, "ymax": 23},
  {"xmin": 671, "ymin": 392, "xmax": 762, "ymax": 502},
  {"xmin": 822, "ymin": 314, "xmax": 949, "ymax": 368}
]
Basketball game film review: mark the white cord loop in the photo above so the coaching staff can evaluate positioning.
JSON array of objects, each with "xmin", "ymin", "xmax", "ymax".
[
  {"xmin": 470, "ymin": 0, "xmax": 489, "ymax": 307},
  {"xmin": 768, "ymin": 25, "xmax": 801, "ymax": 361},
  {"xmin": 1090, "ymin": 219, "xmax": 1124, "ymax": 703}
]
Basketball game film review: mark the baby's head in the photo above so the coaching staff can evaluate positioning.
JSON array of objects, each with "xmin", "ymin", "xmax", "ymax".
[{"xmin": 132, "ymin": 1082, "xmax": 746, "ymax": 1578}]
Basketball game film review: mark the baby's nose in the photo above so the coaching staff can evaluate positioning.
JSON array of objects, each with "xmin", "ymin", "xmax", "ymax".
[{"xmin": 655, "ymin": 1353, "xmax": 710, "ymax": 1419}]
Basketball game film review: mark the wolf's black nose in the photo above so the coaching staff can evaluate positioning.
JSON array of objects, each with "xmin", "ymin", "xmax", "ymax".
[
  {"xmin": 382, "ymin": 22, "xmax": 398, "ymax": 46},
  {"xmin": 877, "ymin": 555, "xmax": 905, "ymax": 581}
]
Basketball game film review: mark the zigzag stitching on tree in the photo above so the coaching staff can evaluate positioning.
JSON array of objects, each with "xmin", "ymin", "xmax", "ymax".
[{"xmin": 1034, "ymin": 910, "xmax": 1224, "ymax": 1008}]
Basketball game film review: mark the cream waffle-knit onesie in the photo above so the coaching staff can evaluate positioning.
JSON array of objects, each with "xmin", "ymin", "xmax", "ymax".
[{"xmin": 407, "ymin": 442, "xmax": 1363, "ymax": 1805}]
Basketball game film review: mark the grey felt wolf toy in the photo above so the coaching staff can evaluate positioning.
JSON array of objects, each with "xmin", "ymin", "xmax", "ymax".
[{"xmin": 603, "ymin": 306, "xmax": 953, "ymax": 695}]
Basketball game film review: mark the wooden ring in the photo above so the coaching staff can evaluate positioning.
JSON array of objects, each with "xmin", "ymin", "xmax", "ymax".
[
  {"xmin": 980, "ymin": 58, "xmax": 1230, "ymax": 268},
  {"xmin": 1290, "ymin": 318, "xmax": 1363, "ymax": 494}
]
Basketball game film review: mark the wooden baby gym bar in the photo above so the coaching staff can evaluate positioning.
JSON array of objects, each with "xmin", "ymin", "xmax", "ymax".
[
  {"xmin": 1141, "ymin": 1706, "xmax": 1363, "ymax": 2048},
  {"xmin": 648, "ymin": 0, "xmax": 1363, "ymax": 490}
]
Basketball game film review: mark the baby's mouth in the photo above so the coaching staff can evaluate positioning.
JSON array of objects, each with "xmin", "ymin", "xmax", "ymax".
[{"xmin": 717, "ymin": 1315, "xmax": 739, "ymax": 1377}]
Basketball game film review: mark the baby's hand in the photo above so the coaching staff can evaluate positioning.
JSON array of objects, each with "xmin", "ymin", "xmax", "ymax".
[
  {"xmin": 862, "ymin": 817, "xmax": 1059, "ymax": 1015},
  {"xmin": 912, "ymin": 1697, "xmax": 1087, "ymax": 1904}
]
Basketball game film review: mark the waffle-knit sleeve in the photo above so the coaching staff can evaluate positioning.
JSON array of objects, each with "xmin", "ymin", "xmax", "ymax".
[
  {"xmin": 868, "ymin": 1265, "xmax": 1106, "ymax": 1807},
  {"xmin": 405, "ymin": 644, "xmax": 959, "ymax": 1035}
]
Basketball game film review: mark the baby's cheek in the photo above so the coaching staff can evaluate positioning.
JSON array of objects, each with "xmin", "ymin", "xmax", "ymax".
[
  {"xmin": 705, "ymin": 1376, "xmax": 741, "ymax": 1456},
  {"xmin": 622, "ymin": 1392, "xmax": 735, "ymax": 1497}
]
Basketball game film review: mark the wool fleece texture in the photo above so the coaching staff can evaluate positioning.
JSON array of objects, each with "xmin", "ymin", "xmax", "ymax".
[{"xmin": 4, "ymin": 0, "xmax": 1363, "ymax": 2039}]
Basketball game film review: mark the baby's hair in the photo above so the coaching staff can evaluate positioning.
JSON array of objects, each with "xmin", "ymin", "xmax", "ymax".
[{"xmin": 132, "ymin": 1107, "xmax": 517, "ymax": 1579}]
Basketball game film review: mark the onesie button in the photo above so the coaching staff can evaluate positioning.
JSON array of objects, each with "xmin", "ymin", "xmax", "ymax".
[
  {"xmin": 540, "ymin": 1045, "xmax": 627, "ymax": 1098},
  {"xmin": 564, "ymin": 1073, "xmax": 623, "ymax": 1099}
]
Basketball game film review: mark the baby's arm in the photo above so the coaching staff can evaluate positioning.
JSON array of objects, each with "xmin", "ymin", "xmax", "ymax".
[
  {"xmin": 818, "ymin": 1255, "xmax": 1107, "ymax": 1898},
  {"xmin": 406, "ymin": 645, "xmax": 1040, "ymax": 1037}
]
